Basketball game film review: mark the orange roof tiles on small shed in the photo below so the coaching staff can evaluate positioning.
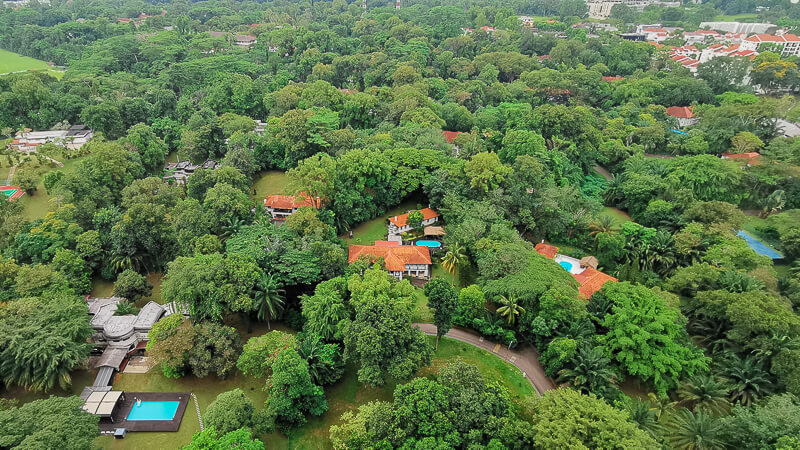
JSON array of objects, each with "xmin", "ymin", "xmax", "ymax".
[
  {"xmin": 534, "ymin": 243, "xmax": 559, "ymax": 259},
  {"xmin": 442, "ymin": 131, "xmax": 461, "ymax": 143},
  {"xmin": 388, "ymin": 208, "xmax": 439, "ymax": 228},
  {"xmin": 348, "ymin": 244, "xmax": 432, "ymax": 271},
  {"xmin": 573, "ymin": 267, "xmax": 618, "ymax": 299},
  {"xmin": 666, "ymin": 106, "xmax": 695, "ymax": 119}
]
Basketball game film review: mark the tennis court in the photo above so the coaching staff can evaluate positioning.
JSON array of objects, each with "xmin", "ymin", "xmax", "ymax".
[{"xmin": 0, "ymin": 186, "xmax": 24, "ymax": 201}]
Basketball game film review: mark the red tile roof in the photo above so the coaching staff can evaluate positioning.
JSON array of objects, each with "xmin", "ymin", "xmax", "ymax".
[
  {"xmin": 573, "ymin": 267, "xmax": 618, "ymax": 299},
  {"xmin": 348, "ymin": 244, "xmax": 432, "ymax": 271},
  {"xmin": 443, "ymin": 131, "xmax": 461, "ymax": 143},
  {"xmin": 602, "ymin": 76, "xmax": 624, "ymax": 82},
  {"xmin": 534, "ymin": 243, "xmax": 559, "ymax": 259},
  {"xmin": 745, "ymin": 33, "xmax": 800, "ymax": 43},
  {"xmin": 388, "ymin": 208, "xmax": 439, "ymax": 228},
  {"xmin": 374, "ymin": 240, "xmax": 401, "ymax": 247},
  {"xmin": 667, "ymin": 106, "xmax": 695, "ymax": 119},
  {"xmin": 264, "ymin": 194, "xmax": 315, "ymax": 210},
  {"xmin": 722, "ymin": 152, "xmax": 760, "ymax": 159}
]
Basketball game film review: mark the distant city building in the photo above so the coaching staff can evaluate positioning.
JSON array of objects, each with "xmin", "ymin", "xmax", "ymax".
[
  {"xmin": 587, "ymin": 0, "xmax": 679, "ymax": 19},
  {"xmin": 8, "ymin": 125, "xmax": 93, "ymax": 153}
]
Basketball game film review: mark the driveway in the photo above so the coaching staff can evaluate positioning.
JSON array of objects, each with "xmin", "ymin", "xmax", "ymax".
[{"xmin": 413, "ymin": 323, "xmax": 557, "ymax": 396}]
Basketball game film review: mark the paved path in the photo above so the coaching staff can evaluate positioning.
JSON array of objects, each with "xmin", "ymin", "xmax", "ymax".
[
  {"xmin": 413, "ymin": 323, "xmax": 557, "ymax": 396},
  {"xmin": 592, "ymin": 165, "xmax": 613, "ymax": 181}
]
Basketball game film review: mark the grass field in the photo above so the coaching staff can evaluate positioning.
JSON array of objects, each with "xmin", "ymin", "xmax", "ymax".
[
  {"xmin": 0, "ymin": 49, "xmax": 62, "ymax": 77},
  {"xmin": 91, "ymin": 335, "xmax": 533, "ymax": 450},
  {"xmin": 251, "ymin": 170, "xmax": 290, "ymax": 202},
  {"xmin": 600, "ymin": 206, "xmax": 632, "ymax": 225},
  {"xmin": 15, "ymin": 154, "xmax": 88, "ymax": 220},
  {"xmin": 712, "ymin": 13, "xmax": 759, "ymax": 22},
  {"xmin": 341, "ymin": 200, "xmax": 418, "ymax": 245}
]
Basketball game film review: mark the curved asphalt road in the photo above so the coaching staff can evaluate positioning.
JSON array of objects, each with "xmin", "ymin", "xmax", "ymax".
[{"xmin": 413, "ymin": 323, "xmax": 557, "ymax": 396}]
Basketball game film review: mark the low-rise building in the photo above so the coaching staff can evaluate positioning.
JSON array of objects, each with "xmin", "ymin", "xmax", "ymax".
[
  {"xmin": 741, "ymin": 33, "xmax": 800, "ymax": 57},
  {"xmin": 388, "ymin": 207, "xmax": 440, "ymax": 235},
  {"xmin": 7, "ymin": 125, "xmax": 94, "ymax": 153},
  {"xmin": 348, "ymin": 241, "xmax": 432, "ymax": 280},
  {"xmin": 722, "ymin": 152, "xmax": 761, "ymax": 166},
  {"xmin": 263, "ymin": 194, "xmax": 319, "ymax": 219},
  {"xmin": 234, "ymin": 35, "xmax": 257, "ymax": 47},
  {"xmin": 667, "ymin": 106, "xmax": 699, "ymax": 127},
  {"xmin": 534, "ymin": 243, "xmax": 617, "ymax": 299},
  {"xmin": 163, "ymin": 160, "xmax": 219, "ymax": 185}
]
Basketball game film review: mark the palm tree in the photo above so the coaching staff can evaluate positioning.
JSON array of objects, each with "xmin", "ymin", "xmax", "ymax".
[
  {"xmin": 495, "ymin": 295, "xmax": 524, "ymax": 325},
  {"xmin": 588, "ymin": 215, "xmax": 619, "ymax": 241},
  {"xmin": 619, "ymin": 397, "xmax": 662, "ymax": 441},
  {"xmin": 677, "ymin": 374, "xmax": 730, "ymax": 415},
  {"xmin": 441, "ymin": 243, "xmax": 467, "ymax": 285},
  {"xmin": 665, "ymin": 408, "xmax": 725, "ymax": 450},
  {"xmin": 648, "ymin": 230, "xmax": 677, "ymax": 277},
  {"xmin": 603, "ymin": 173, "xmax": 625, "ymax": 205},
  {"xmin": 253, "ymin": 273, "xmax": 285, "ymax": 330},
  {"xmin": 715, "ymin": 354, "xmax": 774, "ymax": 407},
  {"xmin": 557, "ymin": 345, "xmax": 619, "ymax": 396},
  {"xmin": 759, "ymin": 189, "xmax": 785, "ymax": 218}
]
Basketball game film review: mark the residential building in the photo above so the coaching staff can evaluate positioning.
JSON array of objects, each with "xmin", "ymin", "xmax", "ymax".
[
  {"xmin": 740, "ymin": 33, "xmax": 800, "ymax": 57},
  {"xmin": 388, "ymin": 207, "xmax": 440, "ymax": 235},
  {"xmin": 683, "ymin": 29, "xmax": 720, "ymax": 45},
  {"xmin": 234, "ymin": 35, "xmax": 257, "ymax": 47},
  {"xmin": 534, "ymin": 243, "xmax": 617, "ymax": 299},
  {"xmin": 348, "ymin": 242, "xmax": 432, "ymax": 280},
  {"xmin": 587, "ymin": 1, "xmax": 621, "ymax": 20},
  {"xmin": 667, "ymin": 106, "xmax": 698, "ymax": 127},
  {"xmin": 8, "ymin": 125, "xmax": 94, "ymax": 153},
  {"xmin": 722, "ymin": 152, "xmax": 761, "ymax": 166},
  {"xmin": 698, "ymin": 43, "xmax": 757, "ymax": 63},
  {"xmin": 163, "ymin": 160, "xmax": 219, "ymax": 185},
  {"xmin": 518, "ymin": 16, "xmax": 536, "ymax": 28},
  {"xmin": 263, "ymin": 194, "xmax": 319, "ymax": 219}
]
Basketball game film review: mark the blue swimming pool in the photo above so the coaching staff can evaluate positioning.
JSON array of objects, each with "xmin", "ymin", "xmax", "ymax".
[
  {"xmin": 416, "ymin": 240, "xmax": 442, "ymax": 248},
  {"xmin": 126, "ymin": 401, "xmax": 179, "ymax": 421},
  {"xmin": 559, "ymin": 261, "xmax": 573, "ymax": 272},
  {"xmin": 736, "ymin": 230, "xmax": 783, "ymax": 259}
]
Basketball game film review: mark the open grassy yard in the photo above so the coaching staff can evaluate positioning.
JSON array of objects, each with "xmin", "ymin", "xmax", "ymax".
[
  {"xmin": 600, "ymin": 206, "xmax": 632, "ymax": 225},
  {"xmin": 251, "ymin": 170, "xmax": 290, "ymax": 202},
  {"xmin": 0, "ymin": 48, "xmax": 60, "ymax": 75},
  {"xmin": 712, "ymin": 13, "xmax": 758, "ymax": 22},
  {"xmin": 340, "ymin": 200, "xmax": 418, "ymax": 245},
  {"xmin": 87, "ymin": 334, "xmax": 532, "ymax": 450},
  {"xmin": 742, "ymin": 216, "xmax": 783, "ymax": 251},
  {"xmin": 15, "ymin": 154, "xmax": 89, "ymax": 220}
]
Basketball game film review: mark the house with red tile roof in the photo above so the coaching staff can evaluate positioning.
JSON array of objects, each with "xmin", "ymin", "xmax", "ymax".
[
  {"xmin": 666, "ymin": 106, "xmax": 698, "ymax": 127},
  {"xmin": 741, "ymin": 33, "xmax": 800, "ymax": 57},
  {"xmin": 263, "ymin": 194, "xmax": 320, "ymax": 219},
  {"xmin": 442, "ymin": 131, "xmax": 461, "ymax": 144},
  {"xmin": 722, "ymin": 152, "xmax": 762, "ymax": 166},
  {"xmin": 348, "ymin": 243, "xmax": 432, "ymax": 279},
  {"xmin": 388, "ymin": 208, "xmax": 440, "ymax": 235},
  {"xmin": 534, "ymin": 243, "xmax": 617, "ymax": 299}
]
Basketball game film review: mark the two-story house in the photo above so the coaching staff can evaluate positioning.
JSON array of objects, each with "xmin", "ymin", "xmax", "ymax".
[
  {"xmin": 348, "ymin": 241, "xmax": 432, "ymax": 280},
  {"xmin": 387, "ymin": 207, "xmax": 440, "ymax": 236},
  {"xmin": 263, "ymin": 194, "xmax": 318, "ymax": 220}
]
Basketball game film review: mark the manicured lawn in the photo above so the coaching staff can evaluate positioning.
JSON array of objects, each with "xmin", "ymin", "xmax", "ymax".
[
  {"xmin": 341, "ymin": 200, "xmax": 417, "ymax": 245},
  {"xmin": 600, "ymin": 206, "xmax": 631, "ymax": 225},
  {"xmin": 86, "ymin": 331, "xmax": 533, "ymax": 449},
  {"xmin": 17, "ymin": 154, "xmax": 88, "ymax": 220},
  {"xmin": 0, "ymin": 48, "xmax": 60, "ymax": 75},
  {"xmin": 742, "ymin": 216, "xmax": 783, "ymax": 250},
  {"xmin": 712, "ymin": 13, "xmax": 758, "ymax": 22},
  {"xmin": 251, "ymin": 170, "xmax": 289, "ymax": 202},
  {"xmin": 411, "ymin": 287, "xmax": 433, "ymax": 323},
  {"xmin": 0, "ymin": 369, "xmax": 94, "ymax": 405}
]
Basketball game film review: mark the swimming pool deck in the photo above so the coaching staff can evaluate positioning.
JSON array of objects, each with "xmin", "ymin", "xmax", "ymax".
[{"xmin": 98, "ymin": 392, "xmax": 190, "ymax": 433}]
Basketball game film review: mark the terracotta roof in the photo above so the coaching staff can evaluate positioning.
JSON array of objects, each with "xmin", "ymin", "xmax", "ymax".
[
  {"xmin": 374, "ymin": 240, "xmax": 401, "ymax": 247},
  {"xmin": 745, "ymin": 33, "xmax": 800, "ymax": 43},
  {"xmin": 348, "ymin": 244, "xmax": 432, "ymax": 271},
  {"xmin": 602, "ymin": 76, "xmax": 624, "ymax": 82},
  {"xmin": 667, "ymin": 106, "xmax": 695, "ymax": 119},
  {"xmin": 573, "ymin": 267, "xmax": 617, "ymax": 299},
  {"xmin": 534, "ymin": 243, "xmax": 559, "ymax": 259},
  {"xmin": 722, "ymin": 152, "xmax": 760, "ymax": 159},
  {"xmin": 443, "ymin": 131, "xmax": 461, "ymax": 143},
  {"xmin": 643, "ymin": 28, "xmax": 667, "ymax": 33},
  {"xmin": 264, "ymin": 194, "xmax": 315, "ymax": 210},
  {"xmin": 388, "ymin": 208, "xmax": 439, "ymax": 228}
]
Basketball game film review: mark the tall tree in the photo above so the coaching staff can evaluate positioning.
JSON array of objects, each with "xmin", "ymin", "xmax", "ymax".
[{"xmin": 423, "ymin": 278, "xmax": 458, "ymax": 350}]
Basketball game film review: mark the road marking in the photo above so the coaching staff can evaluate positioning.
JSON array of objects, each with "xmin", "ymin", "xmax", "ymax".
[{"xmin": 492, "ymin": 344, "xmax": 500, "ymax": 353}]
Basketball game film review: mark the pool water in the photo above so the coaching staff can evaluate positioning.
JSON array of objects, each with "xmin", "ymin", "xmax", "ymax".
[
  {"xmin": 0, "ymin": 189, "xmax": 16, "ymax": 197},
  {"xmin": 416, "ymin": 240, "xmax": 442, "ymax": 248},
  {"xmin": 559, "ymin": 261, "xmax": 573, "ymax": 272},
  {"xmin": 126, "ymin": 401, "xmax": 179, "ymax": 421}
]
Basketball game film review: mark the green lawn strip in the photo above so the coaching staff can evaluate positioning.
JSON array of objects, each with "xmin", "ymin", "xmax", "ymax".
[
  {"xmin": 411, "ymin": 287, "xmax": 433, "ymax": 323},
  {"xmin": 341, "ymin": 200, "xmax": 417, "ymax": 245},
  {"xmin": 712, "ymin": 13, "xmax": 758, "ymax": 22},
  {"xmin": 0, "ymin": 48, "xmax": 55, "ymax": 73},
  {"xmin": 17, "ymin": 154, "xmax": 88, "ymax": 220},
  {"xmin": 600, "ymin": 206, "xmax": 632, "ymax": 225},
  {"xmin": 250, "ymin": 170, "xmax": 290, "ymax": 202}
]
